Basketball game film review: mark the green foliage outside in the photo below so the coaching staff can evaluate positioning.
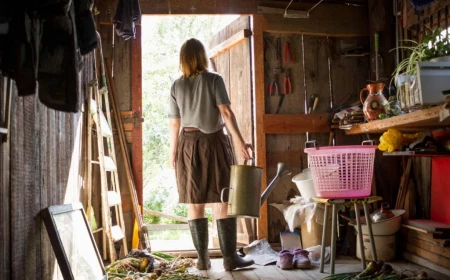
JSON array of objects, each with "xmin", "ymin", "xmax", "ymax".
[{"xmin": 142, "ymin": 15, "xmax": 238, "ymax": 225}]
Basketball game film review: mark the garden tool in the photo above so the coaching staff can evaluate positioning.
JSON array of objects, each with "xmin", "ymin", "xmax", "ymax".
[{"xmin": 221, "ymin": 161, "xmax": 291, "ymax": 218}]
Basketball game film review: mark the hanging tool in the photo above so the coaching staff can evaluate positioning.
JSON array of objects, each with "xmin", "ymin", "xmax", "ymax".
[
  {"xmin": 269, "ymin": 69, "xmax": 279, "ymax": 96},
  {"xmin": 308, "ymin": 94, "xmax": 319, "ymax": 113},
  {"xmin": 276, "ymin": 38, "xmax": 281, "ymax": 60},
  {"xmin": 284, "ymin": 37, "xmax": 293, "ymax": 64},
  {"xmin": 283, "ymin": 68, "xmax": 292, "ymax": 95},
  {"xmin": 264, "ymin": 38, "xmax": 277, "ymax": 61},
  {"xmin": 0, "ymin": 77, "xmax": 11, "ymax": 142},
  {"xmin": 276, "ymin": 68, "xmax": 292, "ymax": 114}
]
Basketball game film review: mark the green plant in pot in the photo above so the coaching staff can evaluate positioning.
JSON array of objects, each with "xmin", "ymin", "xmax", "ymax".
[{"xmin": 392, "ymin": 27, "xmax": 450, "ymax": 111}]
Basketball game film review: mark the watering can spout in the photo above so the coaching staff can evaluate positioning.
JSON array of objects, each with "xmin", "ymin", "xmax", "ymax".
[{"xmin": 260, "ymin": 162, "xmax": 292, "ymax": 206}]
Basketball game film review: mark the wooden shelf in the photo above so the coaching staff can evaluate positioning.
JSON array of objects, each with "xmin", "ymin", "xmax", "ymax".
[
  {"xmin": 263, "ymin": 113, "xmax": 330, "ymax": 134},
  {"xmin": 345, "ymin": 105, "xmax": 450, "ymax": 135},
  {"xmin": 383, "ymin": 151, "xmax": 450, "ymax": 157}
]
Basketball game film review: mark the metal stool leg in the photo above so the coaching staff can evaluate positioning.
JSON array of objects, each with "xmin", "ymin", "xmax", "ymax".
[
  {"xmin": 354, "ymin": 203, "xmax": 366, "ymax": 269},
  {"xmin": 363, "ymin": 202, "xmax": 377, "ymax": 261},
  {"xmin": 320, "ymin": 204, "xmax": 329, "ymax": 273},
  {"xmin": 330, "ymin": 204, "xmax": 337, "ymax": 274}
]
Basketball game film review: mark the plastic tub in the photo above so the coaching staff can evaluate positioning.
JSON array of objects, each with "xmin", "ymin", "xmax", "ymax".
[
  {"xmin": 350, "ymin": 209, "xmax": 405, "ymax": 236},
  {"xmin": 292, "ymin": 169, "xmax": 316, "ymax": 199}
]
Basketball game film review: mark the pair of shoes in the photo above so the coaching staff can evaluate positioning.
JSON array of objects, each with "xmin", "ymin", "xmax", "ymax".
[
  {"xmin": 293, "ymin": 248, "xmax": 312, "ymax": 269},
  {"xmin": 276, "ymin": 248, "xmax": 312, "ymax": 270}
]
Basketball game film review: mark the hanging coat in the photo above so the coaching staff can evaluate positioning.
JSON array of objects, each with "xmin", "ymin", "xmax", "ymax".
[{"xmin": 113, "ymin": 0, "xmax": 141, "ymax": 40}]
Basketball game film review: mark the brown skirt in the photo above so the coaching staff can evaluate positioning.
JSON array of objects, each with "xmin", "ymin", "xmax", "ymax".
[{"xmin": 175, "ymin": 129, "xmax": 235, "ymax": 204}]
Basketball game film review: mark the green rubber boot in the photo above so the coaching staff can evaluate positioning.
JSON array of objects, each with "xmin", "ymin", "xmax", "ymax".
[
  {"xmin": 188, "ymin": 218, "xmax": 211, "ymax": 270},
  {"xmin": 217, "ymin": 218, "xmax": 255, "ymax": 271}
]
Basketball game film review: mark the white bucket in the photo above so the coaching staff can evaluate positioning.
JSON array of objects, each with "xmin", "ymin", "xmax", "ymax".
[
  {"xmin": 357, "ymin": 234, "xmax": 396, "ymax": 261},
  {"xmin": 292, "ymin": 169, "xmax": 316, "ymax": 199}
]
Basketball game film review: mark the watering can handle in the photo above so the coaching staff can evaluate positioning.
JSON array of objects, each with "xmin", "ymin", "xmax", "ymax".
[
  {"xmin": 243, "ymin": 148, "xmax": 255, "ymax": 166},
  {"xmin": 220, "ymin": 187, "xmax": 230, "ymax": 203},
  {"xmin": 360, "ymin": 88, "xmax": 369, "ymax": 105}
]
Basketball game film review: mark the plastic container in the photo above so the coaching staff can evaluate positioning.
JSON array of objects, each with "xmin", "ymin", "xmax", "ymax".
[
  {"xmin": 350, "ymin": 209, "xmax": 405, "ymax": 236},
  {"xmin": 304, "ymin": 141, "xmax": 377, "ymax": 198},
  {"xmin": 292, "ymin": 168, "xmax": 316, "ymax": 199}
]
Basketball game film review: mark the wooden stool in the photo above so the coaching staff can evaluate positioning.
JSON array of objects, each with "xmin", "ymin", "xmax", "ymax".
[{"xmin": 313, "ymin": 196, "xmax": 382, "ymax": 274}]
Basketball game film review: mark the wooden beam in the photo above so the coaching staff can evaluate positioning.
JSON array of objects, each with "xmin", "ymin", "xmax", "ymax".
[
  {"xmin": 253, "ymin": 15, "xmax": 269, "ymax": 241},
  {"xmin": 262, "ymin": 2, "xmax": 368, "ymax": 37},
  {"xmin": 139, "ymin": 0, "xmax": 257, "ymax": 14},
  {"xmin": 263, "ymin": 113, "xmax": 330, "ymax": 134},
  {"xmin": 131, "ymin": 25, "xmax": 144, "ymax": 208},
  {"xmin": 209, "ymin": 29, "xmax": 252, "ymax": 58}
]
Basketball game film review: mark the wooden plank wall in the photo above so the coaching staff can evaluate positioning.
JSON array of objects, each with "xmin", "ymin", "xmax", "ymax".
[
  {"xmin": 96, "ymin": 0, "xmax": 135, "ymax": 248},
  {"xmin": 263, "ymin": 33, "xmax": 370, "ymax": 242},
  {"xmin": 210, "ymin": 16, "xmax": 255, "ymax": 243},
  {"xmin": 0, "ymin": 76, "xmax": 11, "ymax": 280},
  {"xmin": 0, "ymin": 51, "xmax": 92, "ymax": 278}
]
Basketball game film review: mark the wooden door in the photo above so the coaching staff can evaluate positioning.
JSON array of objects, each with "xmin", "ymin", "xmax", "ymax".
[{"xmin": 209, "ymin": 16, "xmax": 256, "ymax": 245}]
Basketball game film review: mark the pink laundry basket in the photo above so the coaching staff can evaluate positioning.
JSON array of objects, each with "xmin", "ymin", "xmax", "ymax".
[{"xmin": 304, "ymin": 141, "xmax": 377, "ymax": 198}]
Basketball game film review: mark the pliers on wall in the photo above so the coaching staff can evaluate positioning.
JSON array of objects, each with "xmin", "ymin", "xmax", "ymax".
[
  {"xmin": 283, "ymin": 68, "xmax": 292, "ymax": 95},
  {"xmin": 264, "ymin": 38, "xmax": 277, "ymax": 61},
  {"xmin": 276, "ymin": 68, "xmax": 292, "ymax": 114},
  {"xmin": 269, "ymin": 71, "xmax": 279, "ymax": 96},
  {"xmin": 284, "ymin": 37, "xmax": 293, "ymax": 64}
]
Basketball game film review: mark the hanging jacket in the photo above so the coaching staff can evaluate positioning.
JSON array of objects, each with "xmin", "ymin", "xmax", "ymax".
[
  {"xmin": 38, "ymin": 1, "xmax": 83, "ymax": 112},
  {"xmin": 74, "ymin": 0, "xmax": 97, "ymax": 55},
  {"xmin": 113, "ymin": 0, "xmax": 141, "ymax": 40}
]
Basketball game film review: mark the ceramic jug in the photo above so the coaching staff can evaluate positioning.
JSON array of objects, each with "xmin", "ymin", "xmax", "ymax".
[{"xmin": 360, "ymin": 83, "xmax": 388, "ymax": 121}]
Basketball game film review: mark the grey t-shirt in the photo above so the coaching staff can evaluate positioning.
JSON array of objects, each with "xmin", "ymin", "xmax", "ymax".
[{"xmin": 168, "ymin": 72, "xmax": 230, "ymax": 134}]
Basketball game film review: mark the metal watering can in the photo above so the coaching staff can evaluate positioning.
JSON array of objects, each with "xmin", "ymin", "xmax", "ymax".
[{"xmin": 221, "ymin": 160, "xmax": 292, "ymax": 218}]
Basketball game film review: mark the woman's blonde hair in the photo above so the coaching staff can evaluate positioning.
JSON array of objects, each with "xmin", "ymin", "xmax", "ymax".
[{"xmin": 179, "ymin": 38, "xmax": 208, "ymax": 78}]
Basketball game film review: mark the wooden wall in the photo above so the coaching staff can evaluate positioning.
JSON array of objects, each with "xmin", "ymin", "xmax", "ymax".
[
  {"xmin": 0, "ymin": 51, "xmax": 92, "ymax": 279},
  {"xmin": 263, "ymin": 33, "xmax": 370, "ymax": 242}
]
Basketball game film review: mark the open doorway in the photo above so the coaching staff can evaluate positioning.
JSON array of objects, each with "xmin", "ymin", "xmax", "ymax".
[{"xmin": 141, "ymin": 15, "xmax": 239, "ymax": 252}]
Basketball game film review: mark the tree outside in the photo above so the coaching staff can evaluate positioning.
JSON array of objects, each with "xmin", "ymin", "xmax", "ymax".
[{"xmin": 141, "ymin": 15, "xmax": 238, "ymax": 231}]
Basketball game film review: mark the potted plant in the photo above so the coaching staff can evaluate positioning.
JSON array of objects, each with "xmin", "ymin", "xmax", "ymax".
[{"xmin": 392, "ymin": 27, "xmax": 450, "ymax": 111}]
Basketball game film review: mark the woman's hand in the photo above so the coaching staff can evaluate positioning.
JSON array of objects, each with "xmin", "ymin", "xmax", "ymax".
[
  {"xmin": 169, "ymin": 151, "xmax": 177, "ymax": 169},
  {"xmin": 238, "ymin": 141, "xmax": 254, "ymax": 160}
]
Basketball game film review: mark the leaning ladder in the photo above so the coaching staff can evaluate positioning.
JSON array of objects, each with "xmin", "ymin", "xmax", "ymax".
[{"xmin": 87, "ymin": 78, "xmax": 128, "ymax": 262}]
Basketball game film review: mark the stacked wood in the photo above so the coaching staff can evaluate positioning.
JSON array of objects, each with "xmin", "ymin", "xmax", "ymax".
[{"xmin": 401, "ymin": 221, "xmax": 450, "ymax": 271}]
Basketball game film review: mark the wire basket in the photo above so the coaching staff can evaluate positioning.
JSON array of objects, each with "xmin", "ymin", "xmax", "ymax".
[{"xmin": 304, "ymin": 141, "xmax": 377, "ymax": 198}]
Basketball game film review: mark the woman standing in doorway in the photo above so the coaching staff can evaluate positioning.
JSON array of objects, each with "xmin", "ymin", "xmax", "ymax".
[{"xmin": 168, "ymin": 38, "xmax": 254, "ymax": 271}]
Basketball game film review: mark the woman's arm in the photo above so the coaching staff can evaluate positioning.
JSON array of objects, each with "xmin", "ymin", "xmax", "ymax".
[
  {"xmin": 169, "ymin": 118, "xmax": 181, "ymax": 168},
  {"xmin": 218, "ymin": 104, "xmax": 252, "ymax": 160}
]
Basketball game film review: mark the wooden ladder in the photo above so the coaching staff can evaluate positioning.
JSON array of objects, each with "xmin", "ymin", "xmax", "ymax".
[{"xmin": 87, "ymin": 78, "xmax": 128, "ymax": 262}]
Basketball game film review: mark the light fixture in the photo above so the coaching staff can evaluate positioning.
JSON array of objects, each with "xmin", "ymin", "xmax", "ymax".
[{"xmin": 284, "ymin": 0, "xmax": 325, "ymax": 19}]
